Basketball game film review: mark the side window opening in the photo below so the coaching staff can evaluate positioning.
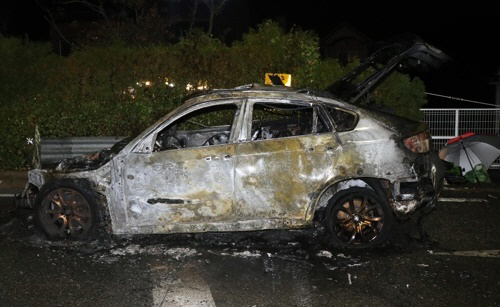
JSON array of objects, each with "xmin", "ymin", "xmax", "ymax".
[
  {"xmin": 154, "ymin": 104, "xmax": 237, "ymax": 151},
  {"xmin": 325, "ymin": 106, "xmax": 358, "ymax": 132},
  {"xmin": 250, "ymin": 102, "xmax": 329, "ymax": 141}
]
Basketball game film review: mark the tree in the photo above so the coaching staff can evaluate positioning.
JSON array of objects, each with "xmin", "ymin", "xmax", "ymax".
[
  {"xmin": 184, "ymin": 0, "xmax": 229, "ymax": 35},
  {"xmin": 36, "ymin": 0, "xmax": 174, "ymax": 48},
  {"xmin": 201, "ymin": 0, "xmax": 228, "ymax": 35}
]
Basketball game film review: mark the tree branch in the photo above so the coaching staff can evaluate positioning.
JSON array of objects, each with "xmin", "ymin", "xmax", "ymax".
[
  {"xmin": 189, "ymin": 0, "xmax": 199, "ymax": 32},
  {"xmin": 61, "ymin": 0, "xmax": 113, "ymax": 30},
  {"xmin": 35, "ymin": 0, "xmax": 79, "ymax": 50}
]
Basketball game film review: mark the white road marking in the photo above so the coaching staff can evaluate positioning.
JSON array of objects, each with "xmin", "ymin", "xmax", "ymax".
[
  {"xmin": 152, "ymin": 263, "xmax": 216, "ymax": 307},
  {"xmin": 439, "ymin": 198, "xmax": 488, "ymax": 203},
  {"xmin": 442, "ymin": 187, "xmax": 469, "ymax": 191},
  {"xmin": 0, "ymin": 194, "xmax": 15, "ymax": 197},
  {"xmin": 432, "ymin": 250, "xmax": 500, "ymax": 258}
]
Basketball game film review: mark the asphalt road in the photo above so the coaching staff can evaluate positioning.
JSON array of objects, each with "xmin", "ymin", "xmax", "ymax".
[{"xmin": 1, "ymin": 183, "xmax": 499, "ymax": 307}]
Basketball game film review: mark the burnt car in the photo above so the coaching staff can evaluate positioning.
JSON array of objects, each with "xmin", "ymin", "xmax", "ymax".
[{"xmin": 17, "ymin": 36, "xmax": 449, "ymax": 248}]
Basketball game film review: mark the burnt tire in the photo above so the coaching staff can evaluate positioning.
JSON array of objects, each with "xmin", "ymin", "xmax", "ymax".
[
  {"xmin": 326, "ymin": 187, "xmax": 393, "ymax": 248},
  {"xmin": 35, "ymin": 181, "xmax": 99, "ymax": 240}
]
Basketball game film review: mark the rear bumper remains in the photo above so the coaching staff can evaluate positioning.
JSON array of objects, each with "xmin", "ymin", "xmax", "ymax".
[{"xmin": 389, "ymin": 152, "xmax": 445, "ymax": 218}]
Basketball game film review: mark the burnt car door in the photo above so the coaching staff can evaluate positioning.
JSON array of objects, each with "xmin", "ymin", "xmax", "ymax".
[
  {"xmin": 118, "ymin": 100, "xmax": 243, "ymax": 233},
  {"xmin": 233, "ymin": 99, "xmax": 338, "ymax": 228}
]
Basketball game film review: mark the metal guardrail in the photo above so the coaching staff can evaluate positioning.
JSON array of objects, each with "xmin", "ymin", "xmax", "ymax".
[{"xmin": 41, "ymin": 137, "xmax": 126, "ymax": 165}]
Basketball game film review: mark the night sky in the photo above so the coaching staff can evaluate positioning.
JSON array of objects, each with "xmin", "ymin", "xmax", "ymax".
[{"xmin": 3, "ymin": 1, "xmax": 500, "ymax": 108}]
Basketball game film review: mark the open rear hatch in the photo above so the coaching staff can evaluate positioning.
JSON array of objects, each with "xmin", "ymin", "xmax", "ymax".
[{"xmin": 326, "ymin": 34, "xmax": 450, "ymax": 103}]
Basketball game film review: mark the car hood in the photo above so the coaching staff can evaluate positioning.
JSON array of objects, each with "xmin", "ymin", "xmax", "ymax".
[{"xmin": 54, "ymin": 137, "xmax": 132, "ymax": 172}]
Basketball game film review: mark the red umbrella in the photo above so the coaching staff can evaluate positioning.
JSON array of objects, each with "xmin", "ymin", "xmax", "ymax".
[{"xmin": 439, "ymin": 132, "xmax": 500, "ymax": 174}]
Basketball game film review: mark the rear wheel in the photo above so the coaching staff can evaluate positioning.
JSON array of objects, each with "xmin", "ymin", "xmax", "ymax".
[
  {"xmin": 326, "ymin": 187, "xmax": 393, "ymax": 248},
  {"xmin": 35, "ymin": 181, "xmax": 99, "ymax": 240}
]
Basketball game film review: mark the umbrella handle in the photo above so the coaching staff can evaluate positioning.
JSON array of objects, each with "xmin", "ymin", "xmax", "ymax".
[{"xmin": 461, "ymin": 142, "xmax": 480, "ymax": 184}]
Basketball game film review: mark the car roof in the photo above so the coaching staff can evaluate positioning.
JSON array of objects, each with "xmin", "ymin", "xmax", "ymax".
[{"xmin": 181, "ymin": 83, "xmax": 337, "ymax": 107}]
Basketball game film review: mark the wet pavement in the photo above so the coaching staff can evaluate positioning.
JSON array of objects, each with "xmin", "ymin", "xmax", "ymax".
[{"xmin": 1, "ymin": 175, "xmax": 500, "ymax": 306}]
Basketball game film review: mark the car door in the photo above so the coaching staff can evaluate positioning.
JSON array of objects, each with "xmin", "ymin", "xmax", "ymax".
[
  {"xmin": 233, "ymin": 99, "xmax": 338, "ymax": 228},
  {"xmin": 119, "ymin": 101, "xmax": 242, "ymax": 233}
]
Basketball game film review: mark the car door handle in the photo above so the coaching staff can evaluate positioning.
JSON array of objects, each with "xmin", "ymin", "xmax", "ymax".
[
  {"xmin": 314, "ymin": 145, "xmax": 335, "ymax": 151},
  {"xmin": 204, "ymin": 155, "xmax": 231, "ymax": 161}
]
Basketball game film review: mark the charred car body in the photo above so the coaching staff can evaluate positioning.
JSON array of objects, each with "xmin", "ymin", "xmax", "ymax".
[{"xmin": 17, "ymin": 36, "xmax": 449, "ymax": 248}]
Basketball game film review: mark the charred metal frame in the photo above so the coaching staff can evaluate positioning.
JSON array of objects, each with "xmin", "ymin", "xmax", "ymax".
[{"xmin": 19, "ymin": 87, "xmax": 445, "ymax": 236}]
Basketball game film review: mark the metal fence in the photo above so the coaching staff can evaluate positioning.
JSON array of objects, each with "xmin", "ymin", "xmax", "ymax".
[{"xmin": 421, "ymin": 108, "xmax": 500, "ymax": 168}]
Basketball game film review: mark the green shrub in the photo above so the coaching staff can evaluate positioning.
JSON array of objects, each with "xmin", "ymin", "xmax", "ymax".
[{"xmin": 0, "ymin": 22, "xmax": 427, "ymax": 169}]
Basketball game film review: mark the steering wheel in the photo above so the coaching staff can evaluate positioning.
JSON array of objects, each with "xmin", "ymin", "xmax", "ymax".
[
  {"xmin": 275, "ymin": 130, "xmax": 292, "ymax": 138},
  {"xmin": 202, "ymin": 133, "xmax": 229, "ymax": 146},
  {"xmin": 163, "ymin": 135, "xmax": 184, "ymax": 150},
  {"xmin": 251, "ymin": 127, "xmax": 262, "ymax": 140}
]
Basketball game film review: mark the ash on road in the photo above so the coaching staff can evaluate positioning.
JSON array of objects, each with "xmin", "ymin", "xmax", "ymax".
[{"xmin": 1, "ymin": 179, "xmax": 500, "ymax": 307}]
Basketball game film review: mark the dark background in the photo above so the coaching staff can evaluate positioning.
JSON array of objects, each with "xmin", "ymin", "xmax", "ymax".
[
  {"xmin": 248, "ymin": 3, "xmax": 500, "ymax": 108},
  {"xmin": 2, "ymin": 0, "xmax": 499, "ymax": 108}
]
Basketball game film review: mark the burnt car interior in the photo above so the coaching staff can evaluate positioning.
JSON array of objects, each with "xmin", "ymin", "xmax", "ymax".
[
  {"xmin": 154, "ymin": 104, "xmax": 237, "ymax": 151},
  {"xmin": 154, "ymin": 102, "xmax": 333, "ymax": 151},
  {"xmin": 323, "ymin": 106, "xmax": 358, "ymax": 132},
  {"xmin": 250, "ymin": 102, "xmax": 329, "ymax": 140}
]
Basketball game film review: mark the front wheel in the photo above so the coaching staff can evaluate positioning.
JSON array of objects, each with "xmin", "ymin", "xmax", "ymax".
[
  {"xmin": 326, "ymin": 187, "xmax": 393, "ymax": 248},
  {"xmin": 35, "ymin": 181, "xmax": 99, "ymax": 240}
]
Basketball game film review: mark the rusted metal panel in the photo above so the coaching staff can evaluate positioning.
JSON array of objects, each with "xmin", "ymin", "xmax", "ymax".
[
  {"xmin": 120, "ymin": 144, "xmax": 236, "ymax": 233},
  {"xmin": 234, "ymin": 133, "xmax": 336, "ymax": 223}
]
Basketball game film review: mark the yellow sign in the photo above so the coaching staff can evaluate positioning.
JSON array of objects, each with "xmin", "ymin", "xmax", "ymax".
[{"xmin": 265, "ymin": 73, "xmax": 292, "ymax": 87}]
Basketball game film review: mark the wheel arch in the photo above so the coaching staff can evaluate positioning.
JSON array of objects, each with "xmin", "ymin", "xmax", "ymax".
[
  {"xmin": 73, "ymin": 178, "xmax": 113, "ymax": 235},
  {"xmin": 323, "ymin": 185, "xmax": 394, "ymax": 248},
  {"xmin": 35, "ymin": 178, "xmax": 112, "ymax": 238},
  {"xmin": 308, "ymin": 177, "xmax": 390, "ymax": 223}
]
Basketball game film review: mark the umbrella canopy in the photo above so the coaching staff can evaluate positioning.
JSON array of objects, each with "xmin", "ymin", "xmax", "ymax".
[{"xmin": 439, "ymin": 132, "xmax": 500, "ymax": 173}]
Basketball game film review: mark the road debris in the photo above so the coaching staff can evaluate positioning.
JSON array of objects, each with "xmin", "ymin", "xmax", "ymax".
[{"xmin": 316, "ymin": 250, "xmax": 333, "ymax": 258}]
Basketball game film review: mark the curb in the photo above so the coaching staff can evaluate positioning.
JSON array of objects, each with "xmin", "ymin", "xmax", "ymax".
[{"xmin": 0, "ymin": 170, "xmax": 28, "ymax": 178}]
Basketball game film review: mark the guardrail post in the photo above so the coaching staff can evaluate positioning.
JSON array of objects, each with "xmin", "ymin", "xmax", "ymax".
[
  {"xmin": 454, "ymin": 109, "xmax": 459, "ymax": 137},
  {"xmin": 496, "ymin": 109, "xmax": 500, "ymax": 136}
]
